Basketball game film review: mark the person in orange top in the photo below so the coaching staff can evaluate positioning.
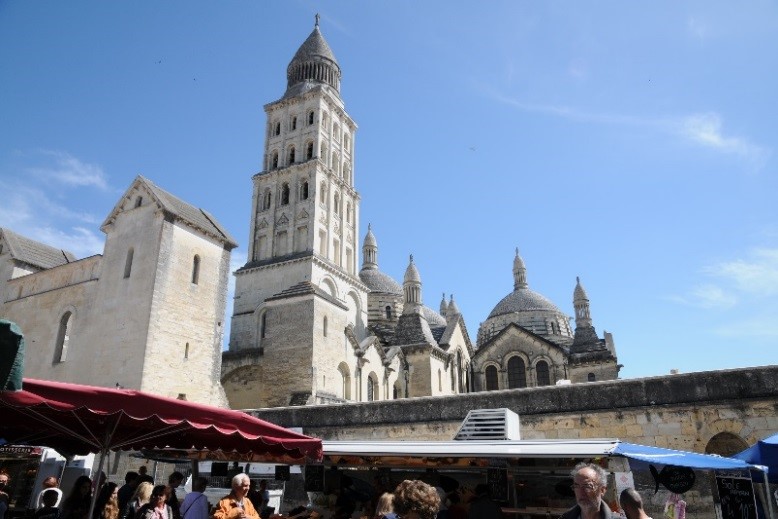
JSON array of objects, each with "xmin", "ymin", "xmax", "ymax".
[{"xmin": 213, "ymin": 475, "xmax": 259, "ymax": 519}]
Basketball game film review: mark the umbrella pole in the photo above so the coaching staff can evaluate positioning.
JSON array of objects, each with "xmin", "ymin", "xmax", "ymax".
[{"xmin": 88, "ymin": 448, "xmax": 109, "ymax": 519}]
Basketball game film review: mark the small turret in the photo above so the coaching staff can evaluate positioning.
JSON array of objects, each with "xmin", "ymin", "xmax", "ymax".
[
  {"xmin": 573, "ymin": 276, "xmax": 592, "ymax": 329},
  {"xmin": 402, "ymin": 255, "xmax": 422, "ymax": 315},
  {"xmin": 448, "ymin": 294, "xmax": 461, "ymax": 315},
  {"xmin": 513, "ymin": 248, "xmax": 528, "ymax": 290},
  {"xmin": 362, "ymin": 224, "xmax": 378, "ymax": 270},
  {"xmin": 440, "ymin": 293, "xmax": 448, "ymax": 317}
]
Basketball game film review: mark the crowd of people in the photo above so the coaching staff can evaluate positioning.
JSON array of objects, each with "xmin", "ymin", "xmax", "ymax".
[{"xmin": 0, "ymin": 463, "xmax": 659, "ymax": 519}]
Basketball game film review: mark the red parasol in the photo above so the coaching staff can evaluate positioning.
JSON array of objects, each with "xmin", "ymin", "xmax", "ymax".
[{"xmin": 0, "ymin": 378, "xmax": 322, "ymax": 463}]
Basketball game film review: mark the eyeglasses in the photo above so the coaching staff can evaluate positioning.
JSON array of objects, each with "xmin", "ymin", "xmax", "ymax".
[{"xmin": 571, "ymin": 483, "xmax": 600, "ymax": 491}]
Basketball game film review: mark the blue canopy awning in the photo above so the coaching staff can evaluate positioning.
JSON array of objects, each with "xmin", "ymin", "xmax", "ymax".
[{"xmin": 612, "ymin": 441, "xmax": 761, "ymax": 471}]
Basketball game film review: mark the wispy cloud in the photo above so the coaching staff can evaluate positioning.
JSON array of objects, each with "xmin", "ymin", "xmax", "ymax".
[
  {"xmin": 0, "ymin": 150, "xmax": 113, "ymax": 259},
  {"xmin": 704, "ymin": 248, "xmax": 778, "ymax": 296},
  {"xmin": 482, "ymin": 88, "xmax": 769, "ymax": 169},
  {"xmin": 669, "ymin": 247, "xmax": 778, "ymax": 309},
  {"xmin": 677, "ymin": 113, "xmax": 769, "ymax": 167},
  {"xmin": 28, "ymin": 150, "xmax": 110, "ymax": 190},
  {"xmin": 29, "ymin": 226, "xmax": 105, "ymax": 258}
]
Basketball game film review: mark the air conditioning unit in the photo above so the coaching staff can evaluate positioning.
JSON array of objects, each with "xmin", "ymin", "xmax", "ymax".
[{"xmin": 453, "ymin": 408, "xmax": 521, "ymax": 441}]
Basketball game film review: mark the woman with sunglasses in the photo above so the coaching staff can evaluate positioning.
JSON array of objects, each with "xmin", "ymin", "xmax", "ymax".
[{"xmin": 136, "ymin": 486, "xmax": 173, "ymax": 519}]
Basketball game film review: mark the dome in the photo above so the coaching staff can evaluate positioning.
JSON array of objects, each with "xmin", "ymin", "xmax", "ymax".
[
  {"xmin": 285, "ymin": 20, "xmax": 341, "ymax": 97},
  {"xmin": 487, "ymin": 288, "xmax": 564, "ymax": 319},
  {"xmin": 359, "ymin": 268, "xmax": 402, "ymax": 295}
]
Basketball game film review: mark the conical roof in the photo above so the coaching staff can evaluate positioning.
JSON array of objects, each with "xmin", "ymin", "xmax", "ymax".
[
  {"xmin": 404, "ymin": 255, "xmax": 421, "ymax": 284},
  {"xmin": 285, "ymin": 17, "xmax": 341, "ymax": 97}
]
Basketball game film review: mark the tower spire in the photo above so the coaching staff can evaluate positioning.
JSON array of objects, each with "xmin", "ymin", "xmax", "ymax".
[
  {"xmin": 573, "ymin": 276, "xmax": 592, "ymax": 328},
  {"xmin": 402, "ymin": 254, "xmax": 422, "ymax": 314},
  {"xmin": 513, "ymin": 248, "xmax": 528, "ymax": 290},
  {"xmin": 315, "ymin": 13, "xmax": 320, "ymax": 27}
]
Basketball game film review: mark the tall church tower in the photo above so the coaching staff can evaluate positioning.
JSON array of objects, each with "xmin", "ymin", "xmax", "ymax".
[{"xmin": 225, "ymin": 18, "xmax": 369, "ymax": 408}]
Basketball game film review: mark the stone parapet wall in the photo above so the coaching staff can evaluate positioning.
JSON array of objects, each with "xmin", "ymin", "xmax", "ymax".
[{"xmin": 249, "ymin": 365, "xmax": 778, "ymax": 449}]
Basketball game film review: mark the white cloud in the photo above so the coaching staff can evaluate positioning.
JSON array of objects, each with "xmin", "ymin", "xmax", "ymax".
[
  {"xmin": 665, "ymin": 284, "xmax": 737, "ymax": 309},
  {"xmin": 481, "ymin": 88, "xmax": 769, "ymax": 169},
  {"xmin": 678, "ymin": 113, "xmax": 768, "ymax": 166},
  {"xmin": 669, "ymin": 247, "xmax": 778, "ymax": 309},
  {"xmin": 0, "ymin": 150, "xmax": 113, "ymax": 259},
  {"xmin": 29, "ymin": 226, "xmax": 105, "ymax": 258},
  {"xmin": 28, "ymin": 150, "xmax": 109, "ymax": 190},
  {"xmin": 704, "ymin": 248, "xmax": 778, "ymax": 296}
]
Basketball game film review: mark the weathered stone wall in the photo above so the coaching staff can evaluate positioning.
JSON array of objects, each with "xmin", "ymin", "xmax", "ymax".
[
  {"xmin": 249, "ymin": 365, "xmax": 778, "ymax": 451},
  {"xmin": 143, "ymin": 221, "xmax": 230, "ymax": 406}
]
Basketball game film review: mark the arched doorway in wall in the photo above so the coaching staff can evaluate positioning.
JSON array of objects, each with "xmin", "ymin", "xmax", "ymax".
[{"xmin": 705, "ymin": 431, "xmax": 749, "ymax": 457}]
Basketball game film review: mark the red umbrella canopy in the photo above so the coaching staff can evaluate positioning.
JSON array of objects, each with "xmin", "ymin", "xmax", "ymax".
[{"xmin": 0, "ymin": 378, "xmax": 322, "ymax": 463}]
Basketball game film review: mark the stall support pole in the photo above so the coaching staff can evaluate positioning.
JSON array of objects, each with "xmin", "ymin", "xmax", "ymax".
[{"xmin": 762, "ymin": 469, "xmax": 775, "ymax": 519}]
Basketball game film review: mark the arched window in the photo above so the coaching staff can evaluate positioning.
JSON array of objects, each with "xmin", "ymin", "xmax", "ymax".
[
  {"xmin": 191, "ymin": 255, "xmax": 200, "ymax": 285},
  {"xmin": 300, "ymin": 181, "xmax": 309, "ymax": 200},
  {"xmin": 385, "ymin": 306, "xmax": 392, "ymax": 319},
  {"xmin": 308, "ymin": 110, "xmax": 315, "ymax": 125},
  {"xmin": 485, "ymin": 365, "xmax": 498, "ymax": 391},
  {"xmin": 344, "ymin": 164, "xmax": 352, "ymax": 185},
  {"xmin": 306, "ymin": 141, "xmax": 314, "ymax": 160},
  {"xmin": 184, "ymin": 342, "xmax": 190, "ymax": 359},
  {"xmin": 344, "ymin": 134, "xmax": 350, "ymax": 150},
  {"xmin": 274, "ymin": 121, "xmax": 281, "ymax": 136},
  {"xmin": 263, "ymin": 189, "xmax": 272, "ymax": 210},
  {"xmin": 54, "ymin": 311, "xmax": 73, "ymax": 362},
  {"xmin": 271, "ymin": 151, "xmax": 279, "ymax": 169},
  {"xmin": 536, "ymin": 361, "xmax": 551, "ymax": 386},
  {"xmin": 123, "ymin": 248, "xmax": 134, "ymax": 278},
  {"xmin": 135, "ymin": 196, "xmax": 143, "ymax": 208},
  {"xmin": 259, "ymin": 311, "xmax": 267, "ymax": 340},
  {"xmin": 587, "ymin": 372, "xmax": 596, "ymax": 382},
  {"xmin": 320, "ymin": 182, "xmax": 327, "ymax": 204},
  {"xmin": 339, "ymin": 363, "xmax": 351, "ymax": 400},
  {"xmin": 333, "ymin": 194, "xmax": 340, "ymax": 215},
  {"xmin": 367, "ymin": 373, "xmax": 378, "ymax": 401},
  {"xmin": 281, "ymin": 183, "xmax": 290, "ymax": 205},
  {"xmin": 291, "ymin": 116, "xmax": 297, "ymax": 131},
  {"xmin": 507, "ymin": 357, "xmax": 527, "ymax": 388},
  {"xmin": 346, "ymin": 202, "xmax": 352, "ymax": 223},
  {"xmin": 323, "ymin": 316, "xmax": 328, "ymax": 337},
  {"xmin": 287, "ymin": 146, "xmax": 295, "ymax": 165}
]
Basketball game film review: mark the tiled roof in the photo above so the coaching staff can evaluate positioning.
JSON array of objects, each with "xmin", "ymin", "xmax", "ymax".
[
  {"xmin": 266, "ymin": 281, "xmax": 348, "ymax": 310},
  {"xmin": 392, "ymin": 312, "xmax": 437, "ymax": 347},
  {"xmin": 0, "ymin": 228, "xmax": 77, "ymax": 270},
  {"xmin": 359, "ymin": 268, "xmax": 402, "ymax": 295},
  {"xmin": 139, "ymin": 177, "xmax": 238, "ymax": 248}
]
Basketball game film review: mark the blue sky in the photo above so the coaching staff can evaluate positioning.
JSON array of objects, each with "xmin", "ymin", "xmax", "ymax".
[{"xmin": 1, "ymin": 1, "xmax": 776, "ymax": 379}]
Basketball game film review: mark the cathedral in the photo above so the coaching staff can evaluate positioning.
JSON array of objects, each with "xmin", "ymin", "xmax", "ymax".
[
  {"xmin": 219, "ymin": 19, "xmax": 619, "ymax": 409},
  {"xmin": 0, "ymin": 18, "xmax": 618, "ymax": 410}
]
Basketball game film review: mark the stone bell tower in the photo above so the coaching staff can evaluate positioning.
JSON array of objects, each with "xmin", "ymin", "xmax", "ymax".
[{"xmin": 225, "ymin": 17, "xmax": 369, "ymax": 408}]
